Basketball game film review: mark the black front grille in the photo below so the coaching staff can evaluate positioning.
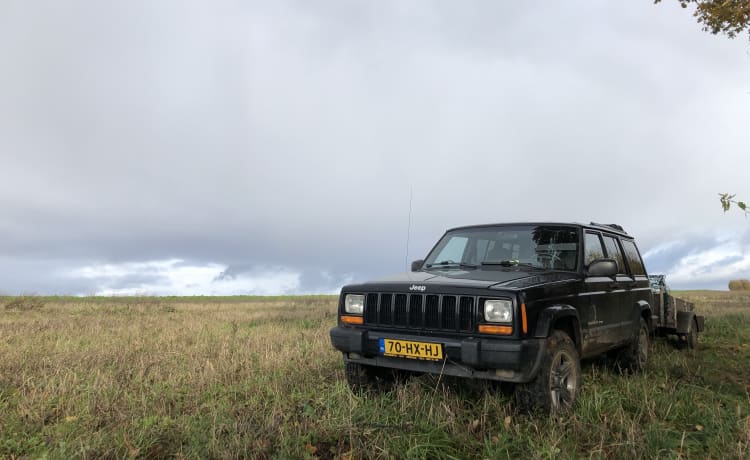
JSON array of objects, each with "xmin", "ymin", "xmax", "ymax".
[{"xmin": 364, "ymin": 293, "xmax": 476, "ymax": 332}]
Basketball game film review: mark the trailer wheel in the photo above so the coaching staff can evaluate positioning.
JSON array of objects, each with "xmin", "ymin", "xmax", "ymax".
[{"xmin": 685, "ymin": 318, "xmax": 699, "ymax": 350}]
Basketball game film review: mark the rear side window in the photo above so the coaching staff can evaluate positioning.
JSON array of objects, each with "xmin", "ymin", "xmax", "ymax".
[
  {"xmin": 602, "ymin": 235, "xmax": 626, "ymax": 274},
  {"xmin": 584, "ymin": 232, "xmax": 605, "ymax": 265},
  {"xmin": 621, "ymin": 239, "xmax": 646, "ymax": 276}
]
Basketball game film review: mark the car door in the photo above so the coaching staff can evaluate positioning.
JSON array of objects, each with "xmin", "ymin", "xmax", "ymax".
[
  {"xmin": 581, "ymin": 231, "xmax": 618, "ymax": 356},
  {"xmin": 601, "ymin": 234, "xmax": 635, "ymax": 346},
  {"xmin": 620, "ymin": 238, "xmax": 651, "ymax": 327}
]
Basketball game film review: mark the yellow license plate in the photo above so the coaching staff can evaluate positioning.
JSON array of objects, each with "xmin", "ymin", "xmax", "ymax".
[{"xmin": 379, "ymin": 338, "xmax": 443, "ymax": 361}]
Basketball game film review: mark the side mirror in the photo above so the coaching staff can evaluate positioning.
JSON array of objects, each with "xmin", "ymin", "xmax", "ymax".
[
  {"xmin": 411, "ymin": 259, "xmax": 424, "ymax": 271},
  {"xmin": 587, "ymin": 258, "xmax": 618, "ymax": 277}
]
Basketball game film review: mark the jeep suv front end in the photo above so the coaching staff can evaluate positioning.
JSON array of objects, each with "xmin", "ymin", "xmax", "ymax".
[
  {"xmin": 330, "ymin": 222, "xmax": 652, "ymax": 413},
  {"xmin": 331, "ymin": 287, "xmax": 546, "ymax": 383}
]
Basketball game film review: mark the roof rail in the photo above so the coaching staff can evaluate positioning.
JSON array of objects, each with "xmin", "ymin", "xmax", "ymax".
[{"xmin": 590, "ymin": 222, "xmax": 627, "ymax": 233}]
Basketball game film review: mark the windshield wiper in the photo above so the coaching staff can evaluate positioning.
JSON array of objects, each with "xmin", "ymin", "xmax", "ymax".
[
  {"xmin": 424, "ymin": 261, "xmax": 478, "ymax": 269},
  {"xmin": 481, "ymin": 260, "xmax": 544, "ymax": 270}
]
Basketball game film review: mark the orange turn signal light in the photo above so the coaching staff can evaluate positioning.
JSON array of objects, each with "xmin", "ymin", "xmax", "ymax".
[
  {"xmin": 340, "ymin": 315, "xmax": 364, "ymax": 325},
  {"xmin": 478, "ymin": 324, "xmax": 513, "ymax": 335},
  {"xmin": 521, "ymin": 303, "xmax": 528, "ymax": 334}
]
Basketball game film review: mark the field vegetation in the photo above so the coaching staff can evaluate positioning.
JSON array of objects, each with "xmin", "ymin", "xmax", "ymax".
[{"xmin": 1, "ymin": 292, "xmax": 749, "ymax": 459}]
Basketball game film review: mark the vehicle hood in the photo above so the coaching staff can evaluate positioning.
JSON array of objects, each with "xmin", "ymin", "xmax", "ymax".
[{"xmin": 342, "ymin": 269, "xmax": 578, "ymax": 291}]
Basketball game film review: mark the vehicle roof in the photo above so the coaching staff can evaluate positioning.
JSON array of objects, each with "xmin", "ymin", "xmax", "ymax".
[{"xmin": 445, "ymin": 222, "xmax": 632, "ymax": 238}]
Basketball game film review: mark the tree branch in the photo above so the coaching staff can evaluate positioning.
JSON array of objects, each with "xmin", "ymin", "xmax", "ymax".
[{"xmin": 719, "ymin": 193, "xmax": 748, "ymax": 215}]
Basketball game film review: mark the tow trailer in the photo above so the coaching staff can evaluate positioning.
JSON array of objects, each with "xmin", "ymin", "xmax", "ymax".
[{"xmin": 649, "ymin": 275, "xmax": 705, "ymax": 348}]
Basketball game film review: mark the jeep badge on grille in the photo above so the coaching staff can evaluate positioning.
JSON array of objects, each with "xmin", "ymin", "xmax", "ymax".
[{"xmin": 409, "ymin": 284, "xmax": 426, "ymax": 291}]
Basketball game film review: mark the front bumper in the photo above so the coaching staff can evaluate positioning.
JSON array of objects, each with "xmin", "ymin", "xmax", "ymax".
[{"xmin": 330, "ymin": 327, "xmax": 545, "ymax": 383}]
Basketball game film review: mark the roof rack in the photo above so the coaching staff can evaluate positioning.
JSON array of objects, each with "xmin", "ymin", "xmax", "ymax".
[{"xmin": 589, "ymin": 222, "xmax": 627, "ymax": 233}]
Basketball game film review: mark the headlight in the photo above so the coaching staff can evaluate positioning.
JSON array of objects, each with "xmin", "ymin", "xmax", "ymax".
[
  {"xmin": 345, "ymin": 294, "xmax": 365, "ymax": 314},
  {"xmin": 484, "ymin": 299, "xmax": 513, "ymax": 323}
]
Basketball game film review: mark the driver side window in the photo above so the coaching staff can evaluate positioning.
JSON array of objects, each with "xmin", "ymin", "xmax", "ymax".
[{"xmin": 584, "ymin": 232, "xmax": 605, "ymax": 266}]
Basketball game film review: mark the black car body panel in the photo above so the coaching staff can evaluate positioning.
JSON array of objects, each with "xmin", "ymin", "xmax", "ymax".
[
  {"xmin": 331, "ymin": 326, "xmax": 545, "ymax": 382},
  {"xmin": 331, "ymin": 222, "xmax": 653, "ymax": 385}
]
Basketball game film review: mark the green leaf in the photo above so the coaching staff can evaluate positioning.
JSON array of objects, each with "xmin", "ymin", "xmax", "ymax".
[
  {"xmin": 739, "ymin": 202, "xmax": 747, "ymax": 211},
  {"xmin": 719, "ymin": 193, "xmax": 735, "ymax": 212}
]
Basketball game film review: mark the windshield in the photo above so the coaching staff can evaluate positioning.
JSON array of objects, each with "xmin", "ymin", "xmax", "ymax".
[{"xmin": 423, "ymin": 225, "xmax": 580, "ymax": 271}]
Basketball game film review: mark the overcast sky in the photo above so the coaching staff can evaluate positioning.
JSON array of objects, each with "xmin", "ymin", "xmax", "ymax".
[{"xmin": 1, "ymin": 1, "xmax": 749, "ymax": 295}]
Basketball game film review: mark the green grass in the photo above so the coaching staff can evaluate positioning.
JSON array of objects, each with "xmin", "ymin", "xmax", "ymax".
[{"xmin": 1, "ymin": 292, "xmax": 749, "ymax": 459}]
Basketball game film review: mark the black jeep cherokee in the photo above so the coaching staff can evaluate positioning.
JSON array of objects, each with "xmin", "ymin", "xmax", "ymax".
[{"xmin": 330, "ymin": 222, "xmax": 653, "ymax": 412}]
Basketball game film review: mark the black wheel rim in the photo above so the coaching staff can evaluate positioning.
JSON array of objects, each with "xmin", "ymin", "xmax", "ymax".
[{"xmin": 550, "ymin": 350, "xmax": 577, "ymax": 410}]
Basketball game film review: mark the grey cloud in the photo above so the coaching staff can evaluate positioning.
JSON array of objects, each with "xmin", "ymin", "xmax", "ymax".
[
  {"xmin": 669, "ymin": 278, "xmax": 729, "ymax": 291},
  {"xmin": 691, "ymin": 255, "xmax": 745, "ymax": 277},
  {"xmin": 0, "ymin": 258, "xmax": 94, "ymax": 295},
  {"xmin": 643, "ymin": 235, "xmax": 724, "ymax": 274},
  {"xmin": 212, "ymin": 264, "xmax": 285, "ymax": 283},
  {"xmin": 642, "ymin": 231, "xmax": 750, "ymax": 289},
  {"xmin": 213, "ymin": 264, "xmax": 357, "ymax": 294},
  {"xmin": 89, "ymin": 273, "xmax": 170, "ymax": 291},
  {"xmin": 1, "ymin": 1, "xmax": 749, "ymax": 294}
]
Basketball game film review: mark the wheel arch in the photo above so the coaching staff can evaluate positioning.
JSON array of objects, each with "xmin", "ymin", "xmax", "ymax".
[
  {"xmin": 676, "ymin": 310, "xmax": 697, "ymax": 334},
  {"xmin": 637, "ymin": 300, "xmax": 654, "ymax": 333},
  {"xmin": 533, "ymin": 304, "xmax": 582, "ymax": 353}
]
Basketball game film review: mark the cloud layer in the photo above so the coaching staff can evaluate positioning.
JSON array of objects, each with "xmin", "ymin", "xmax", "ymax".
[
  {"xmin": 1, "ymin": 1, "xmax": 749, "ymax": 294},
  {"xmin": 65, "ymin": 259, "xmax": 302, "ymax": 296}
]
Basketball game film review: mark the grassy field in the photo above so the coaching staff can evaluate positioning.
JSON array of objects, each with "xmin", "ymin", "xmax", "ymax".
[{"xmin": 1, "ymin": 292, "xmax": 749, "ymax": 459}]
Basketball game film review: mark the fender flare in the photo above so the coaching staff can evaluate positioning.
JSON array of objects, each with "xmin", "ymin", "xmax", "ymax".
[
  {"xmin": 637, "ymin": 300, "xmax": 655, "ymax": 332},
  {"xmin": 676, "ymin": 311, "xmax": 697, "ymax": 334},
  {"xmin": 533, "ymin": 304, "xmax": 582, "ymax": 352}
]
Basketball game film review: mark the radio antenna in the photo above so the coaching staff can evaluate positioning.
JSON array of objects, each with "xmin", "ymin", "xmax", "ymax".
[{"xmin": 404, "ymin": 186, "xmax": 413, "ymax": 272}]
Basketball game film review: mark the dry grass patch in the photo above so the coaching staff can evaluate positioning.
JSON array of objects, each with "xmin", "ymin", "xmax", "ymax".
[
  {"xmin": 3, "ymin": 295, "xmax": 45, "ymax": 311},
  {"xmin": 1, "ymin": 293, "xmax": 749, "ymax": 458}
]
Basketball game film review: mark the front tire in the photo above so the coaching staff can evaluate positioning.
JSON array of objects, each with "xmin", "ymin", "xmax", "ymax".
[
  {"xmin": 345, "ymin": 362, "xmax": 395, "ymax": 393},
  {"xmin": 514, "ymin": 330, "xmax": 581, "ymax": 414}
]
